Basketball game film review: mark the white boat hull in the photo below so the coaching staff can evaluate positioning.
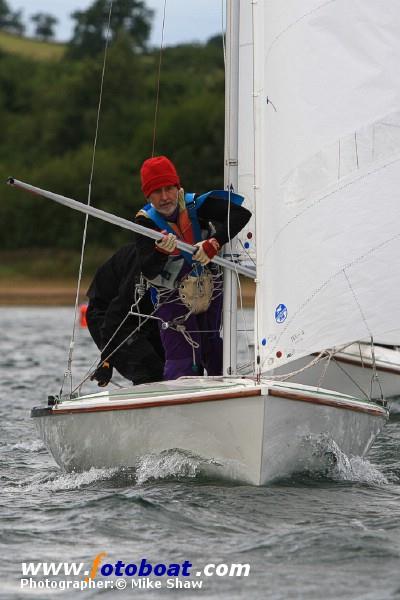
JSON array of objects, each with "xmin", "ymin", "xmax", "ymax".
[
  {"xmin": 273, "ymin": 344, "xmax": 400, "ymax": 400},
  {"xmin": 32, "ymin": 378, "xmax": 387, "ymax": 485}
]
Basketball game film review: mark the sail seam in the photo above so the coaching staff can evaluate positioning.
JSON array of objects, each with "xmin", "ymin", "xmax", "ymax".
[
  {"xmin": 265, "ymin": 0, "xmax": 336, "ymax": 65},
  {"xmin": 263, "ymin": 231, "xmax": 400, "ymax": 366},
  {"xmin": 263, "ymin": 153, "xmax": 400, "ymax": 258}
]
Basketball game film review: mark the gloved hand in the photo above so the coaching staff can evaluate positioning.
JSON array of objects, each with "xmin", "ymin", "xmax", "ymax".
[
  {"xmin": 90, "ymin": 361, "xmax": 113, "ymax": 387},
  {"xmin": 155, "ymin": 231, "xmax": 178, "ymax": 254},
  {"xmin": 194, "ymin": 238, "xmax": 220, "ymax": 265}
]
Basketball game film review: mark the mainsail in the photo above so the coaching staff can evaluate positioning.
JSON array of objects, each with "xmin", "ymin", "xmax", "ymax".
[
  {"xmin": 237, "ymin": 0, "xmax": 256, "ymax": 261},
  {"xmin": 239, "ymin": 0, "xmax": 400, "ymax": 373}
]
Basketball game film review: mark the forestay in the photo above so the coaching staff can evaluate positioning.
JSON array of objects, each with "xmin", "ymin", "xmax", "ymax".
[{"xmin": 242, "ymin": 0, "xmax": 400, "ymax": 373}]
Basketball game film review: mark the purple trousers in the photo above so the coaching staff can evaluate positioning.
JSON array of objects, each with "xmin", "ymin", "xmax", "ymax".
[{"xmin": 155, "ymin": 289, "xmax": 223, "ymax": 380}]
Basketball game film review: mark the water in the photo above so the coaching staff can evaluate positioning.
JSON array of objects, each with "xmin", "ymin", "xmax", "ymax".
[{"xmin": 2, "ymin": 307, "xmax": 400, "ymax": 599}]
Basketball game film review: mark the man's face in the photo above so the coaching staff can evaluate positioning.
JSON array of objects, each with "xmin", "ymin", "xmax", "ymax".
[{"xmin": 149, "ymin": 186, "xmax": 179, "ymax": 217}]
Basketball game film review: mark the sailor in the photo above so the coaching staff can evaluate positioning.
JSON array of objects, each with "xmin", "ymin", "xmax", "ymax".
[
  {"xmin": 86, "ymin": 243, "xmax": 164, "ymax": 386},
  {"xmin": 134, "ymin": 155, "xmax": 251, "ymax": 380}
]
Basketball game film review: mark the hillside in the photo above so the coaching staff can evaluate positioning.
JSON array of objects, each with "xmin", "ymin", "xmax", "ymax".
[
  {"xmin": 0, "ymin": 30, "xmax": 65, "ymax": 61},
  {"xmin": 1, "ymin": 34, "xmax": 225, "ymax": 252},
  {"xmin": 0, "ymin": 29, "xmax": 226, "ymax": 303}
]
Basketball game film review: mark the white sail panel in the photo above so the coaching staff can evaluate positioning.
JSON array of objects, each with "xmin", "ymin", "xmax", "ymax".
[{"xmin": 251, "ymin": 0, "xmax": 400, "ymax": 372}]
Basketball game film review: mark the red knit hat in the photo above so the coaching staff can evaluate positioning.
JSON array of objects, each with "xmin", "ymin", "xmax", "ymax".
[{"xmin": 140, "ymin": 156, "xmax": 180, "ymax": 197}]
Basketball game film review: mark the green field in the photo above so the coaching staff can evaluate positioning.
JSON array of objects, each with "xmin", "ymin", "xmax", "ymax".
[{"xmin": 0, "ymin": 30, "xmax": 65, "ymax": 61}]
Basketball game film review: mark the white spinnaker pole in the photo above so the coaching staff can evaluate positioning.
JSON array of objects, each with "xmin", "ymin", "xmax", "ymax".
[
  {"xmin": 222, "ymin": 0, "xmax": 240, "ymax": 376},
  {"xmin": 7, "ymin": 177, "xmax": 255, "ymax": 278}
]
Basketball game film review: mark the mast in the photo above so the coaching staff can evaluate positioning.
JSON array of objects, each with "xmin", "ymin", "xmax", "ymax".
[{"xmin": 222, "ymin": 0, "xmax": 240, "ymax": 376}]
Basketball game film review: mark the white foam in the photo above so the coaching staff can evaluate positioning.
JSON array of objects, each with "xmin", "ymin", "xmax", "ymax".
[
  {"xmin": 389, "ymin": 398, "xmax": 400, "ymax": 414},
  {"xmin": 305, "ymin": 434, "xmax": 388, "ymax": 485},
  {"xmin": 9, "ymin": 439, "xmax": 45, "ymax": 452},
  {"xmin": 332, "ymin": 452, "xmax": 388, "ymax": 485},
  {"xmin": 25, "ymin": 467, "xmax": 120, "ymax": 493},
  {"xmin": 135, "ymin": 449, "xmax": 222, "ymax": 484}
]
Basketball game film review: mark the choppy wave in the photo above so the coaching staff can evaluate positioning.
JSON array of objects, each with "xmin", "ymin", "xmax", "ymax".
[
  {"xmin": 39, "ymin": 467, "xmax": 121, "ymax": 492},
  {"xmin": 21, "ymin": 467, "xmax": 120, "ymax": 493},
  {"xmin": 389, "ymin": 397, "xmax": 400, "ymax": 416},
  {"xmin": 4, "ymin": 451, "xmax": 234, "ymax": 495},
  {"xmin": 8, "ymin": 440, "xmax": 45, "ymax": 452},
  {"xmin": 3, "ymin": 307, "xmax": 400, "ymax": 600}
]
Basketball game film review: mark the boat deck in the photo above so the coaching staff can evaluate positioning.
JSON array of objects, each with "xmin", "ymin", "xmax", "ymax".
[{"xmin": 31, "ymin": 377, "xmax": 388, "ymax": 418}]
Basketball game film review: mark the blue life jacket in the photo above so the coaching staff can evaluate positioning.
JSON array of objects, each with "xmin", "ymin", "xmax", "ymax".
[{"xmin": 140, "ymin": 190, "xmax": 244, "ymax": 265}]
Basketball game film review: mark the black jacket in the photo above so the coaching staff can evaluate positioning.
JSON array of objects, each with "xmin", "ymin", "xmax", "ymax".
[
  {"xmin": 86, "ymin": 244, "xmax": 157, "ymax": 357},
  {"xmin": 134, "ymin": 194, "xmax": 252, "ymax": 280}
]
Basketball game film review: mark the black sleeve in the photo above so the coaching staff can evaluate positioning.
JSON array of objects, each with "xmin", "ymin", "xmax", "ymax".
[
  {"xmin": 97, "ymin": 247, "xmax": 140, "ymax": 357},
  {"xmin": 196, "ymin": 196, "xmax": 251, "ymax": 246},
  {"xmin": 86, "ymin": 243, "xmax": 137, "ymax": 302},
  {"xmin": 100, "ymin": 284, "xmax": 157, "ymax": 363},
  {"xmin": 100, "ymin": 286, "xmax": 134, "ymax": 352},
  {"xmin": 133, "ymin": 215, "xmax": 169, "ymax": 279}
]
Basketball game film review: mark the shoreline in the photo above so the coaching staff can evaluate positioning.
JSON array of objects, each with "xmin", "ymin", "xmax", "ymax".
[
  {"xmin": 0, "ymin": 280, "xmax": 256, "ymax": 307},
  {"xmin": 0, "ymin": 281, "xmax": 90, "ymax": 306}
]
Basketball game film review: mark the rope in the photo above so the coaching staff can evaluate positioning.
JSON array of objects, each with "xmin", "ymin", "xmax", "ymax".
[
  {"xmin": 73, "ymin": 266, "xmax": 215, "ymax": 393},
  {"xmin": 317, "ymin": 350, "xmax": 333, "ymax": 389},
  {"xmin": 151, "ymin": 0, "xmax": 167, "ymax": 156},
  {"xmin": 72, "ymin": 307, "xmax": 159, "ymax": 395},
  {"xmin": 59, "ymin": 0, "xmax": 113, "ymax": 399},
  {"xmin": 259, "ymin": 349, "xmax": 336, "ymax": 382}
]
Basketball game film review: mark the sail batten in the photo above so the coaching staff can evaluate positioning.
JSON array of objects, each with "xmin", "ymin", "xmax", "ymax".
[{"xmin": 237, "ymin": 0, "xmax": 400, "ymax": 371}]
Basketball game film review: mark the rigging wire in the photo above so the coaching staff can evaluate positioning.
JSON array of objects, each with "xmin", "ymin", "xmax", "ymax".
[
  {"xmin": 59, "ymin": 0, "xmax": 114, "ymax": 399},
  {"xmin": 261, "ymin": 341, "xmax": 383, "ymax": 404},
  {"xmin": 151, "ymin": 0, "xmax": 168, "ymax": 157},
  {"xmin": 72, "ymin": 280, "xmax": 223, "ymax": 395},
  {"xmin": 72, "ymin": 308, "xmax": 159, "ymax": 395},
  {"xmin": 369, "ymin": 337, "xmax": 384, "ymax": 401},
  {"xmin": 329, "ymin": 357, "xmax": 370, "ymax": 401},
  {"xmin": 318, "ymin": 340, "xmax": 383, "ymax": 402}
]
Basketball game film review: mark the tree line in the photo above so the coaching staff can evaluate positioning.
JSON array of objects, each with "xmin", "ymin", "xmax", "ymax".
[
  {"xmin": 0, "ymin": 0, "xmax": 152, "ymax": 44},
  {"xmin": 0, "ymin": 0, "xmax": 225, "ymax": 253}
]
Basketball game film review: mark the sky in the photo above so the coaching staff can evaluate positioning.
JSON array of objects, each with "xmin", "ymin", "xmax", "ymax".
[{"xmin": 8, "ymin": 0, "xmax": 224, "ymax": 46}]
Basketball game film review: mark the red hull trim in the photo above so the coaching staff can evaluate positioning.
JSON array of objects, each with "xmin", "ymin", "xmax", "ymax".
[
  {"xmin": 45, "ymin": 388, "xmax": 262, "ymax": 416},
  {"xmin": 269, "ymin": 388, "xmax": 386, "ymax": 417}
]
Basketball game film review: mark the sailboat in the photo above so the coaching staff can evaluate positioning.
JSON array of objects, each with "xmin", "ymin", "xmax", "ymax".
[
  {"xmin": 245, "ymin": 329, "xmax": 400, "ymax": 401},
  {"xmin": 10, "ymin": 0, "xmax": 400, "ymax": 485},
  {"xmin": 273, "ymin": 341, "xmax": 400, "ymax": 401}
]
